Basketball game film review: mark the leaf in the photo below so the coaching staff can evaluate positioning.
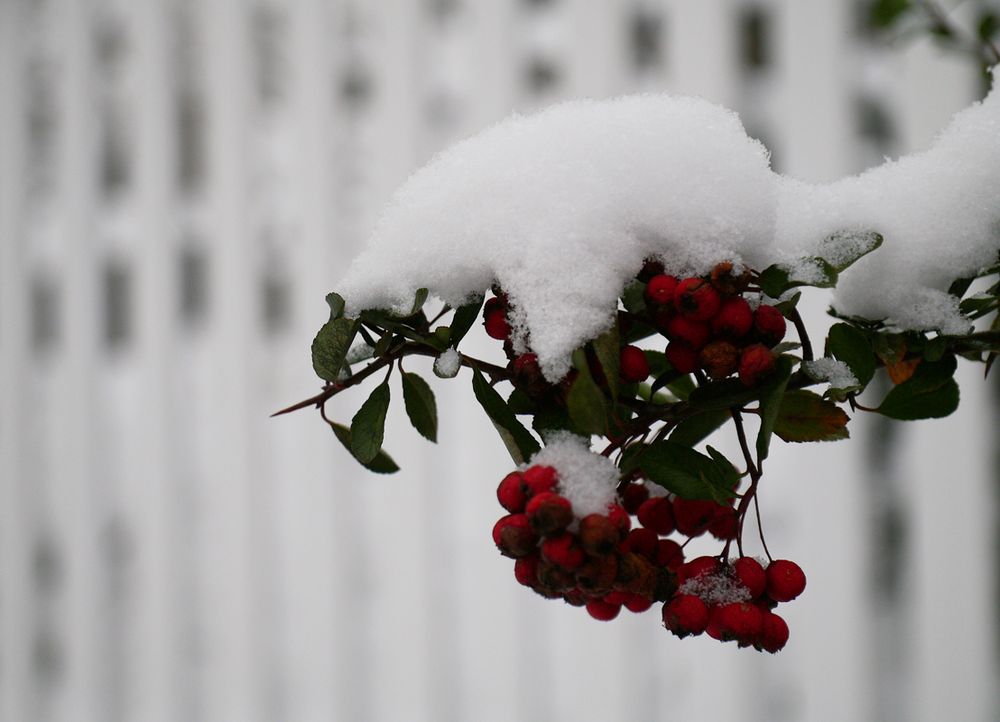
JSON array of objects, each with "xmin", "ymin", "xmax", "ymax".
[
  {"xmin": 350, "ymin": 382, "xmax": 391, "ymax": 463},
  {"xmin": 884, "ymin": 357, "xmax": 920, "ymax": 385},
  {"xmin": 826, "ymin": 323, "xmax": 876, "ymax": 387},
  {"xmin": 449, "ymin": 296, "xmax": 484, "ymax": 347},
  {"xmin": 328, "ymin": 421, "xmax": 399, "ymax": 474},
  {"xmin": 592, "ymin": 323, "xmax": 620, "ymax": 401},
  {"xmin": 620, "ymin": 441, "xmax": 738, "ymax": 503},
  {"xmin": 621, "ymin": 280, "xmax": 647, "ymax": 314},
  {"xmin": 325, "ymin": 292, "xmax": 346, "ymax": 320},
  {"xmin": 372, "ymin": 332, "xmax": 393, "ymax": 359},
  {"xmin": 773, "ymin": 291, "xmax": 801, "ymax": 315},
  {"xmin": 408, "ymin": 288, "xmax": 429, "ymax": 316},
  {"xmin": 668, "ymin": 409, "xmax": 730, "ymax": 447},
  {"xmin": 471, "ymin": 368, "xmax": 541, "ymax": 462},
  {"xmin": 758, "ymin": 258, "xmax": 838, "ymax": 298},
  {"xmin": 876, "ymin": 356, "xmax": 960, "ymax": 420},
  {"xmin": 773, "ymin": 390, "xmax": 850, "ymax": 442},
  {"xmin": 401, "ymin": 372, "xmax": 438, "ymax": 442},
  {"xmin": 756, "ymin": 356, "xmax": 794, "ymax": 461},
  {"xmin": 818, "ymin": 230, "xmax": 883, "ymax": 273},
  {"xmin": 312, "ymin": 317, "xmax": 360, "ymax": 382},
  {"xmin": 567, "ymin": 350, "xmax": 608, "ymax": 435},
  {"xmin": 688, "ymin": 378, "xmax": 758, "ymax": 412},
  {"xmin": 506, "ymin": 388, "xmax": 537, "ymax": 415}
]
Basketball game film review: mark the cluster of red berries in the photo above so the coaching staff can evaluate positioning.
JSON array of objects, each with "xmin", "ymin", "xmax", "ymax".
[
  {"xmin": 662, "ymin": 555, "xmax": 804, "ymax": 653},
  {"xmin": 493, "ymin": 466, "xmax": 805, "ymax": 652},
  {"xmin": 625, "ymin": 262, "xmax": 788, "ymax": 386}
]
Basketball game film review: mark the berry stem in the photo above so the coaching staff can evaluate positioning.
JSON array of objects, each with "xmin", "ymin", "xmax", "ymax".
[{"xmin": 786, "ymin": 307, "xmax": 813, "ymax": 361}]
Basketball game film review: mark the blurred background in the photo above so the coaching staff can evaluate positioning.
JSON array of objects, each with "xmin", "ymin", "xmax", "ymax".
[{"xmin": 1, "ymin": 1, "xmax": 998, "ymax": 721}]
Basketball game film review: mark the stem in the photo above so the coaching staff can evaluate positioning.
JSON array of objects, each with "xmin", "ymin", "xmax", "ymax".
[
  {"xmin": 725, "ymin": 408, "xmax": 762, "ymax": 561},
  {"xmin": 787, "ymin": 307, "xmax": 814, "ymax": 362}
]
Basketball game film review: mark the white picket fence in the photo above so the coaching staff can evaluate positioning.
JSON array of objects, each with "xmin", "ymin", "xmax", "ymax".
[{"xmin": 0, "ymin": 1, "xmax": 996, "ymax": 721}]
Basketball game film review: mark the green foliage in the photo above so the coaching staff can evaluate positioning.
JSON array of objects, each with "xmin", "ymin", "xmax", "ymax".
[
  {"xmin": 401, "ymin": 372, "xmax": 438, "ymax": 442},
  {"xmin": 312, "ymin": 317, "xmax": 360, "ymax": 382},
  {"xmin": 471, "ymin": 368, "xmax": 541, "ymax": 463},
  {"xmin": 351, "ymin": 382, "xmax": 391, "ymax": 463},
  {"xmin": 876, "ymin": 356, "xmax": 960, "ymax": 420},
  {"xmin": 621, "ymin": 441, "xmax": 738, "ymax": 503},
  {"xmin": 773, "ymin": 390, "xmax": 850, "ymax": 442},
  {"xmin": 328, "ymin": 420, "xmax": 400, "ymax": 474}
]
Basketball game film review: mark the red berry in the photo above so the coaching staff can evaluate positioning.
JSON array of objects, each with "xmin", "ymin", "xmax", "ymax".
[
  {"xmin": 665, "ymin": 341, "xmax": 699, "ymax": 374},
  {"xmin": 512, "ymin": 353, "xmax": 541, "ymax": 380},
  {"xmin": 483, "ymin": 306, "xmax": 510, "ymax": 340},
  {"xmin": 619, "ymin": 345, "xmax": 651, "ymax": 383},
  {"xmin": 707, "ymin": 504, "xmax": 738, "ymax": 540},
  {"xmin": 711, "ymin": 297, "xmax": 753, "ymax": 338},
  {"xmin": 766, "ymin": 559, "xmax": 806, "ymax": 602},
  {"xmin": 636, "ymin": 496, "xmax": 675, "ymax": 536},
  {"xmin": 578, "ymin": 514, "xmax": 620, "ymax": 556},
  {"xmin": 645, "ymin": 274, "xmax": 679, "ymax": 305},
  {"xmin": 714, "ymin": 602, "xmax": 764, "ymax": 645},
  {"xmin": 679, "ymin": 555, "xmax": 720, "ymax": 584},
  {"xmin": 732, "ymin": 557, "xmax": 767, "ymax": 599},
  {"xmin": 623, "ymin": 593, "xmax": 654, "ymax": 613},
  {"xmin": 672, "ymin": 497, "xmax": 718, "ymax": 537},
  {"xmin": 620, "ymin": 483, "xmax": 649, "ymax": 514},
  {"xmin": 699, "ymin": 340, "xmax": 740, "ymax": 380},
  {"xmin": 541, "ymin": 532, "xmax": 586, "ymax": 569},
  {"xmin": 575, "ymin": 554, "xmax": 619, "ymax": 595},
  {"xmin": 753, "ymin": 305, "xmax": 787, "ymax": 347},
  {"xmin": 586, "ymin": 598, "xmax": 622, "ymax": 621},
  {"xmin": 496, "ymin": 472, "xmax": 527, "ymax": 513},
  {"xmin": 605, "ymin": 503, "xmax": 631, "ymax": 537},
  {"xmin": 662, "ymin": 594, "xmax": 710, "ymax": 637},
  {"xmin": 757, "ymin": 610, "xmax": 790, "ymax": 653},
  {"xmin": 655, "ymin": 538, "xmax": 684, "ymax": 569},
  {"xmin": 674, "ymin": 278, "xmax": 721, "ymax": 321},
  {"xmin": 514, "ymin": 555, "xmax": 540, "ymax": 587},
  {"xmin": 621, "ymin": 527, "xmax": 659, "ymax": 560},
  {"xmin": 522, "ymin": 465, "xmax": 558, "ymax": 495},
  {"xmin": 664, "ymin": 316, "xmax": 711, "ymax": 349},
  {"xmin": 525, "ymin": 492, "xmax": 574, "ymax": 536},
  {"xmin": 492, "ymin": 514, "xmax": 538, "ymax": 558},
  {"xmin": 738, "ymin": 344, "xmax": 776, "ymax": 387}
]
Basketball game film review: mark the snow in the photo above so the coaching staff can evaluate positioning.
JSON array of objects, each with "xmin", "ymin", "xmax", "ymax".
[
  {"xmin": 802, "ymin": 358, "xmax": 859, "ymax": 389},
  {"xmin": 527, "ymin": 432, "xmax": 620, "ymax": 517},
  {"xmin": 338, "ymin": 72, "xmax": 999, "ymax": 380},
  {"xmin": 433, "ymin": 347, "xmax": 462, "ymax": 378},
  {"xmin": 678, "ymin": 570, "xmax": 751, "ymax": 606}
]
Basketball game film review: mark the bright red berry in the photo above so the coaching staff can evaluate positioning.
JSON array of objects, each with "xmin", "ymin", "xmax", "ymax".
[
  {"xmin": 757, "ymin": 610, "xmax": 790, "ymax": 653},
  {"xmin": 738, "ymin": 344, "xmax": 776, "ymax": 387},
  {"xmin": 655, "ymin": 538, "xmax": 684, "ymax": 569},
  {"xmin": 664, "ymin": 315, "xmax": 711, "ymax": 349},
  {"xmin": 766, "ymin": 559, "xmax": 806, "ymax": 602},
  {"xmin": 679, "ymin": 555, "xmax": 720, "ymax": 584},
  {"xmin": 619, "ymin": 345, "xmax": 651, "ymax": 383},
  {"xmin": 483, "ymin": 306, "xmax": 510, "ymax": 340},
  {"xmin": 636, "ymin": 496, "xmax": 675, "ymax": 536},
  {"xmin": 672, "ymin": 497, "xmax": 718, "ymax": 537},
  {"xmin": 623, "ymin": 593, "xmax": 654, "ymax": 614},
  {"xmin": 665, "ymin": 341, "xmax": 699, "ymax": 374},
  {"xmin": 732, "ymin": 557, "xmax": 767, "ymax": 598},
  {"xmin": 674, "ymin": 278, "xmax": 721, "ymax": 321},
  {"xmin": 605, "ymin": 503, "xmax": 631, "ymax": 537},
  {"xmin": 699, "ymin": 340, "xmax": 740, "ymax": 380},
  {"xmin": 714, "ymin": 602, "xmax": 764, "ymax": 645},
  {"xmin": 645, "ymin": 274, "xmax": 679, "ymax": 305},
  {"xmin": 541, "ymin": 532, "xmax": 586, "ymax": 569},
  {"xmin": 711, "ymin": 297, "xmax": 753, "ymax": 338},
  {"xmin": 753, "ymin": 304, "xmax": 787, "ymax": 347},
  {"xmin": 522, "ymin": 465, "xmax": 558, "ymax": 495},
  {"xmin": 497, "ymin": 472, "xmax": 527, "ymax": 513},
  {"xmin": 492, "ymin": 514, "xmax": 538, "ymax": 558},
  {"xmin": 525, "ymin": 492, "xmax": 574, "ymax": 536},
  {"xmin": 586, "ymin": 598, "xmax": 622, "ymax": 621},
  {"xmin": 662, "ymin": 594, "xmax": 710, "ymax": 637},
  {"xmin": 707, "ymin": 504, "xmax": 738, "ymax": 540}
]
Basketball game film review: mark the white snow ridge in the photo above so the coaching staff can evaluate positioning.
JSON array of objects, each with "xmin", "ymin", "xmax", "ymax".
[{"xmin": 339, "ymin": 72, "xmax": 1000, "ymax": 381}]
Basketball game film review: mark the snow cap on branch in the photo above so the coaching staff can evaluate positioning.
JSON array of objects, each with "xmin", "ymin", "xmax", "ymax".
[{"xmin": 339, "ymin": 73, "xmax": 999, "ymax": 378}]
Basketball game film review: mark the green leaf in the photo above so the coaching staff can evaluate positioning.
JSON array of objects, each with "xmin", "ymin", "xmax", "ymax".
[
  {"xmin": 325, "ymin": 292, "xmax": 346, "ymax": 320},
  {"xmin": 621, "ymin": 281, "xmax": 647, "ymax": 314},
  {"xmin": 350, "ymin": 382, "xmax": 391, "ymax": 463},
  {"xmin": 668, "ymin": 409, "xmax": 730, "ymax": 447},
  {"xmin": 869, "ymin": 0, "xmax": 911, "ymax": 28},
  {"xmin": 756, "ymin": 356, "xmax": 793, "ymax": 461},
  {"xmin": 620, "ymin": 441, "xmax": 738, "ymax": 503},
  {"xmin": 328, "ymin": 421, "xmax": 399, "ymax": 474},
  {"xmin": 592, "ymin": 323, "xmax": 620, "ymax": 401},
  {"xmin": 471, "ymin": 368, "xmax": 541, "ymax": 463},
  {"xmin": 401, "ymin": 372, "xmax": 438, "ymax": 443},
  {"xmin": 876, "ymin": 356, "xmax": 960, "ymax": 420},
  {"xmin": 408, "ymin": 288, "xmax": 429, "ymax": 316},
  {"xmin": 312, "ymin": 317, "xmax": 360, "ymax": 382},
  {"xmin": 773, "ymin": 390, "xmax": 850, "ymax": 442},
  {"xmin": 688, "ymin": 379, "xmax": 758, "ymax": 412},
  {"xmin": 449, "ymin": 296, "xmax": 484, "ymax": 347},
  {"xmin": 826, "ymin": 323, "xmax": 876, "ymax": 387},
  {"xmin": 773, "ymin": 291, "xmax": 801, "ymax": 315},
  {"xmin": 758, "ymin": 258, "xmax": 838, "ymax": 298},
  {"xmin": 506, "ymin": 388, "xmax": 537, "ymax": 415},
  {"xmin": 532, "ymin": 406, "xmax": 574, "ymax": 436},
  {"xmin": 923, "ymin": 336, "xmax": 948, "ymax": 363},
  {"xmin": 818, "ymin": 230, "xmax": 883, "ymax": 273},
  {"xmin": 567, "ymin": 349, "xmax": 608, "ymax": 435},
  {"xmin": 372, "ymin": 332, "xmax": 393, "ymax": 359}
]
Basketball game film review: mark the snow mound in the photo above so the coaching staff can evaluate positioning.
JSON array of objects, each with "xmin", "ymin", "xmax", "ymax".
[
  {"xmin": 338, "ymin": 76, "xmax": 999, "ymax": 379},
  {"xmin": 528, "ymin": 433, "xmax": 620, "ymax": 517}
]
